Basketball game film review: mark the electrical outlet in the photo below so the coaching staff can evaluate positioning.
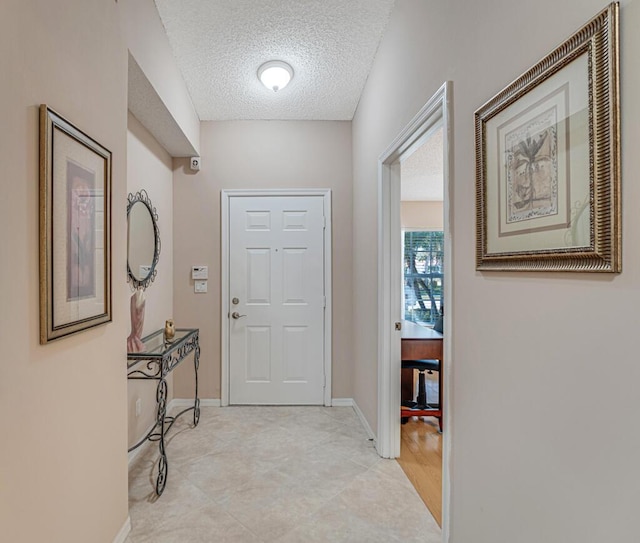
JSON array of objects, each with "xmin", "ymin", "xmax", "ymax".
[{"xmin": 135, "ymin": 398, "xmax": 142, "ymax": 417}]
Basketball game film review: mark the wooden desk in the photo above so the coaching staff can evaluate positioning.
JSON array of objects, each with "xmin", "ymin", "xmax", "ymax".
[{"xmin": 401, "ymin": 320, "xmax": 443, "ymax": 428}]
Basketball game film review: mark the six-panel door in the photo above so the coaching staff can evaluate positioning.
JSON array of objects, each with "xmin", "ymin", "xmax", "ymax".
[{"xmin": 229, "ymin": 196, "xmax": 325, "ymax": 404}]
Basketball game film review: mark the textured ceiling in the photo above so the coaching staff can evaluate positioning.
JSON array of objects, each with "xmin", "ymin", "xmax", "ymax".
[
  {"xmin": 154, "ymin": 0, "xmax": 395, "ymax": 121},
  {"xmin": 401, "ymin": 126, "xmax": 444, "ymax": 201}
]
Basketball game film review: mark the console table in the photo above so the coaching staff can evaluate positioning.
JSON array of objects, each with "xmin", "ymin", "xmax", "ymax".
[{"xmin": 127, "ymin": 328, "xmax": 200, "ymax": 496}]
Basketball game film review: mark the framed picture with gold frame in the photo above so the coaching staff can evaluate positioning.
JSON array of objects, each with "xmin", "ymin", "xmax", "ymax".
[
  {"xmin": 39, "ymin": 105, "xmax": 112, "ymax": 343},
  {"xmin": 475, "ymin": 3, "xmax": 620, "ymax": 272}
]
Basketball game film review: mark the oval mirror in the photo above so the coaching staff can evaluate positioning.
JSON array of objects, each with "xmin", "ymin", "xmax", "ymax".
[{"xmin": 127, "ymin": 190, "xmax": 160, "ymax": 290}]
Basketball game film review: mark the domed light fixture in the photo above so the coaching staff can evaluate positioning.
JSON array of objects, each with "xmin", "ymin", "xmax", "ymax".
[{"xmin": 258, "ymin": 60, "xmax": 293, "ymax": 92}]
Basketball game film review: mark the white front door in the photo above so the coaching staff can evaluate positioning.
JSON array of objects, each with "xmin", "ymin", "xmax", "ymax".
[{"xmin": 228, "ymin": 195, "xmax": 326, "ymax": 404}]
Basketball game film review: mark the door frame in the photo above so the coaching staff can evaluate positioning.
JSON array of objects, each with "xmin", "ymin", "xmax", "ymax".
[
  {"xmin": 376, "ymin": 82, "xmax": 453, "ymax": 541},
  {"xmin": 221, "ymin": 189, "xmax": 333, "ymax": 407}
]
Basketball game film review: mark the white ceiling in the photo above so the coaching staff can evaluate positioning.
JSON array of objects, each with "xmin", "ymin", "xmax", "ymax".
[
  {"xmin": 400, "ymin": 126, "xmax": 444, "ymax": 201},
  {"xmin": 154, "ymin": 0, "xmax": 396, "ymax": 121}
]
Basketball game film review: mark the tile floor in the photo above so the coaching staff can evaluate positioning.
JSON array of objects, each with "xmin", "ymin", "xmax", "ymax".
[{"xmin": 126, "ymin": 406, "xmax": 441, "ymax": 543}]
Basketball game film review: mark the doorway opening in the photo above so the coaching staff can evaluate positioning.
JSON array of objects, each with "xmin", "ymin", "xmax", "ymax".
[
  {"xmin": 397, "ymin": 121, "xmax": 444, "ymax": 526},
  {"xmin": 377, "ymin": 82, "xmax": 453, "ymax": 540}
]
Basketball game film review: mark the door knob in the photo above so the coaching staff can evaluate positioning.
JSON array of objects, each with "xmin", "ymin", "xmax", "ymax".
[{"xmin": 231, "ymin": 312, "xmax": 247, "ymax": 319}]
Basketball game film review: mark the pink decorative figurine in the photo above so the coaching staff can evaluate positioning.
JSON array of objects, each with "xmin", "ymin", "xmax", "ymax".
[{"xmin": 127, "ymin": 290, "xmax": 146, "ymax": 353}]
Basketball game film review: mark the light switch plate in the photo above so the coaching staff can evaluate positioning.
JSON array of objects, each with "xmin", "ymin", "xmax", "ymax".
[
  {"xmin": 194, "ymin": 280, "xmax": 207, "ymax": 293},
  {"xmin": 192, "ymin": 266, "xmax": 208, "ymax": 280}
]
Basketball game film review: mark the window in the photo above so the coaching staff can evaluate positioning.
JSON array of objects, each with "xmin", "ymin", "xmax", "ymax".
[{"xmin": 403, "ymin": 230, "xmax": 443, "ymax": 326}]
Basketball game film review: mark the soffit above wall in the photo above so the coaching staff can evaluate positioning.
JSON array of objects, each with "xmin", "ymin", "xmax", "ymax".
[
  {"xmin": 128, "ymin": 53, "xmax": 198, "ymax": 157},
  {"xmin": 153, "ymin": 0, "xmax": 395, "ymax": 120}
]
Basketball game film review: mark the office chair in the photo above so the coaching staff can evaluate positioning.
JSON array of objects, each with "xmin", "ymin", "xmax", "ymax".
[{"xmin": 401, "ymin": 358, "xmax": 442, "ymax": 431}]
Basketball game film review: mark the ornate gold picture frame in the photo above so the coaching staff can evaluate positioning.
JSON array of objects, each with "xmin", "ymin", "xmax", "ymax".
[
  {"xmin": 39, "ymin": 105, "xmax": 112, "ymax": 343},
  {"xmin": 475, "ymin": 3, "xmax": 620, "ymax": 272}
]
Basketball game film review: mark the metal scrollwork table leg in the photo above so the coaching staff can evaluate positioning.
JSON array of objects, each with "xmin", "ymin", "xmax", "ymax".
[
  {"xmin": 155, "ymin": 366, "xmax": 169, "ymax": 496},
  {"xmin": 193, "ymin": 343, "xmax": 201, "ymax": 426},
  {"xmin": 127, "ymin": 328, "xmax": 201, "ymax": 497}
]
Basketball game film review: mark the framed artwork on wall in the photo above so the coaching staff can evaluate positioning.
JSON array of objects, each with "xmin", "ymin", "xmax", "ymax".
[
  {"xmin": 39, "ymin": 105, "xmax": 112, "ymax": 343},
  {"xmin": 475, "ymin": 2, "xmax": 620, "ymax": 272}
]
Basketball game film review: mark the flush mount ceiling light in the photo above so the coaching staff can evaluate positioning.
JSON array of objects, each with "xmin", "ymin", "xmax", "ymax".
[{"xmin": 258, "ymin": 60, "xmax": 293, "ymax": 92}]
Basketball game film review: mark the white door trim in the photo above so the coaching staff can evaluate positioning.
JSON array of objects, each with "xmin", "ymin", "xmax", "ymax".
[
  {"xmin": 376, "ymin": 81, "xmax": 453, "ymax": 543},
  {"xmin": 221, "ymin": 189, "xmax": 332, "ymax": 407}
]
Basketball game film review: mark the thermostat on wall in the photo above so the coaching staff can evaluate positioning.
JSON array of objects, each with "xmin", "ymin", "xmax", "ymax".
[{"xmin": 192, "ymin": 266, "xmax": 208, "ymax": 280}]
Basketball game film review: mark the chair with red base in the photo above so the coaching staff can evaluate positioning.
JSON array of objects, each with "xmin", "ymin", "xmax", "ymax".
[{"xmin": 401, "ymin": 358, "xmax": 442, "ymax": 432}]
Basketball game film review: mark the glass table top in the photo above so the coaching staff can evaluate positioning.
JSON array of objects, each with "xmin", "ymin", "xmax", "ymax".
[{"xmin": 127, "ymin": 328, "xmax": 197, "ymax": 359}]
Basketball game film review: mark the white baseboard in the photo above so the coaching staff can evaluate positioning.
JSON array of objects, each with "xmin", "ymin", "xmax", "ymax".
[
  {"xmin": 112, "ymin": 516, "xmax": 131, "ymax": 543},
  {"xmin": 331, "ymin": 398, "xmax": 376, "ymax": 443},
  {"xmin": 352, "ymin": 399, "xmax": 376, "ymax": 442},
  {"xmin": 171, "ymin": 398, "xmax": 221, "ymax": 408}
]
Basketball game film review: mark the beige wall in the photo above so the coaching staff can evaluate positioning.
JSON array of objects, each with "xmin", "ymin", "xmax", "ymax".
[
  {"xmin": 401, "ymin": 201, "xmax": 443, "ymax": 230},
  {"xmin": 172, "ymin": 120, "xmax": 353, "ymax": 400},
  {"xmin": 126, "ymin": 112, "xmax": 174, "ymax": 447},
  {"xmin": 0, "ymin": 1, "xmax": 129, "ymax": 542},
  {"xmin": 353, "ymin": 0, "xmax": 640, "ymax": 541}
]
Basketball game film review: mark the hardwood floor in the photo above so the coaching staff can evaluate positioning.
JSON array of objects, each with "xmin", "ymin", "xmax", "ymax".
[{"xmin": 397, "ymin": 416, "xmax": 442, "ymax": 527}]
